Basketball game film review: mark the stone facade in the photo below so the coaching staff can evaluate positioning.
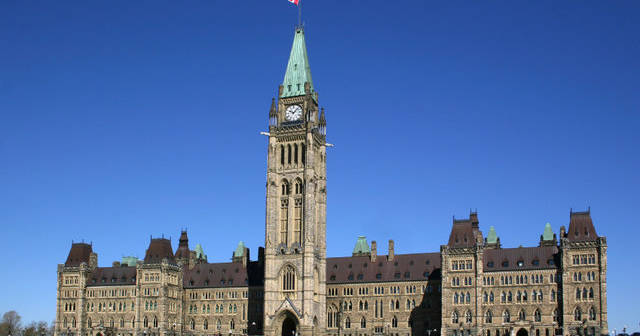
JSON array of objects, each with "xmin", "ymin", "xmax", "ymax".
[{"xmin": 54, "ymin": 27, "xmax": 608, "ymax": 336}]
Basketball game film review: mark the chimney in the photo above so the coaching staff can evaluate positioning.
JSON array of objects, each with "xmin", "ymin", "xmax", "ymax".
[
  {"xmin": 189, "ymin": 250, "xmax": 197, "ymax": 270},
  {"xmin": 89, "ymin": 252, "xmax": 98, "ymax": 269},
  {"xmin": 371, "ymin": 241, "xmax": 377, "ymax": 262},
  {"xmin": 388, "ymin": 240, "xmax": 395, "ymax": 261}
]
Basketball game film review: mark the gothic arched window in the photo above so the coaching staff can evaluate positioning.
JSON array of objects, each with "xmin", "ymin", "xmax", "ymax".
[
  {"xmin": 574, "ymin": 307, "xmax": 582, "ymax": 321},
  {"xmin": 452, "ymin": 311, "xmax": 459, "ymax": 324},
  {"xmin": 392, "ymin": 316, "xmax": 398, "ymax": 328},
  {"xmin": 589, "ymin": 307, "xmax": 596, "ymax": 321},
  {"xmin": 282, "ymin": 265, "xmax": 295, "ymax": 292},
  {"xmin": 518, "ymin": 310, "xmax": 526, "ymax": 321},
  {"xmin": 503, "ymin": 310, "xmax": 511, "ymax": 323},
  {"xmin": 360, "ymin": 317, "xmax": 366, "ymax": 329},
  {"xmin": 485, "ymin": 310, "xmax": 492, "ymax": 323},
  {"xmin": 465, "ymin": 310, "xmax": 472, "ymax": 323},
  {"xmin": 535, "ymin": 309, "xmax": 542, "ymax": 322}
]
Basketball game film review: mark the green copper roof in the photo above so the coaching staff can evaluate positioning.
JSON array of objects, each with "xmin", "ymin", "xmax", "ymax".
[
  {"xmin": 542, "ymin": 222, "xmax": 554, "ymax": 241},
  {"xmin": 233, "ymin": 241, "xmax": 246, "ymax": 258},
  {"xmin": 194, "ymin": 244, "xmax": 206, "ymax": 259},
  {"xmin": 121, "ymin": 256, "xmax": 138, "ymax": 267},
  {"xmin": 486, "ymin": 226, "xmax": 498, "ymax": 244},
  {"xmin": 353, "ymin": 236, "xmax": 370, "ymax": 254},
  {"xmin": 281, "ymin": 27, "xmax": 314, "ymax": 98}
]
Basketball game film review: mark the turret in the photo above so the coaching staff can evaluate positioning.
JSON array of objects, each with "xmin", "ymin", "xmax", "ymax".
[
  {"xmin": 540, "ymin": 222, "xmax": 558, "ymax": 246},
  {"xmin": 352, "ymin": 236, "xmax": 371, "ymax": 257},
  {"xmin": 485, "ymin": 226, "xmax": 501, "ymax": 249},
  {"xmin": 175, "ymin": 230, "xmax": 191, "ymax": 267},
  {"xmin": 269, "ymin": 98, "xmax": 278, "ymax": 126},
  {"xmin": 233, "ymin": 241, "xmax": 250, "ymax": 267}
]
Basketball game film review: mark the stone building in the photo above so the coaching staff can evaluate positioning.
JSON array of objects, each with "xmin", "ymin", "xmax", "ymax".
[{"xmin": 55, "ymin": 26, "xmax": 608, "ymax": 336}]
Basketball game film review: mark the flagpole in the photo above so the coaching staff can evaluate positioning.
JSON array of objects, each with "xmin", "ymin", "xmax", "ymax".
[{"xmin": 298, "ymin": 0, "xmax": 302, "ymax": 26}]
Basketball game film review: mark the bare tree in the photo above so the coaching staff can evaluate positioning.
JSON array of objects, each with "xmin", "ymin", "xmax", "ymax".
[{"xmin": 0, "ymin": 311, "xmax": 22, "ymax": 336}]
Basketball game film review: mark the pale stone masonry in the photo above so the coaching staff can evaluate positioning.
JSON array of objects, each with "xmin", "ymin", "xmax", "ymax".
[{"xmin": 55, "ymin": 26, "xmax": 607, "ymax": 336}]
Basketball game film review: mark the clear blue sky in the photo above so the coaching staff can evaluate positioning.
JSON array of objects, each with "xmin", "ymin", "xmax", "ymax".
[{"xmin": 1, "ymin": 0, "xmax": 639, "ymax": 332}]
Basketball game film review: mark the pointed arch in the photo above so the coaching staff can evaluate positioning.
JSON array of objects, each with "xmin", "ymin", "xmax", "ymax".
[
  {"xmin": 503, "ymin": 310, "xmax": 511, "ymax": 323},
  {"xmin": 465, "ymin": 310, "xmax": 472, "ymax": 323},
  {"xmin": 518, "ymin": 309, "xmax": 526, "ymax": 321},
  {"xmin": 485, "ymin": 310, "xmax": 493, "ymax": 323},
  {"xmin": 392, "ymin": 316, "xmax": 398, "ymax": 328},
  {"xmin": 574, "ymin": 307, "xmax": 582, "ymax": 321},
  {"xmin": 452, "ymin": 310, "xmax": 459, "ymax": 324},
  {"xmin": 535, "ymin": 309, "xmax": 542, "ymax": 322}
]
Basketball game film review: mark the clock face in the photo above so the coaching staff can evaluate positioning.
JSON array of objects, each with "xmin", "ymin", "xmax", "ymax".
[{"xmin": 285, "ymin": 105, "xmax": 303, "ymax": 121}]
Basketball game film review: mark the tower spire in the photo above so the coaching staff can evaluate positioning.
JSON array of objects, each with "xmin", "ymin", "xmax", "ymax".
[{"xmin": 281, "ymin": 26, "xmax": 314, "ymax": 98}]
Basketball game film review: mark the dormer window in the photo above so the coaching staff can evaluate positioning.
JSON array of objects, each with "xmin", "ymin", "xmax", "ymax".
[
  {"xmin": 517, "ymin": 260, "xmax": 524, "ymax": 267},
  {"xmin": 532, "ymin": 259, "xmax": 540, "ymax": 266},
  {"xmin": 357, "ymin": 274, "xmax": 363, "ymax": 280},
  {"xmin": 487, "ymin": 261, "xmax": 494, "ymax": 268},
  {"xmin": 502, "ymin": 261, "xmax": 509, "ymax": 267},
  {"xmin": 288, "ymin": 85, "xmax": 292, "ymax": 92}
]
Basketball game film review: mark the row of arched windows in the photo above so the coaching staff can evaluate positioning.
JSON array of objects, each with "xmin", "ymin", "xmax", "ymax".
[
  {"xmin": 576, "ymin": 287, "xmax": 595, "ymax": 300},
  {"xmin": 574, "ymin": 307, "xmax": 598, "ymax": 321},
  {"xmin": 453, "ymin": 292, "xmax": 471, "ymax": 304},
  {"xmin": 62, "ymin": 317, "xmax": 76, "ymax": 328},
  {"xmin": 279, "ymin": 143, "xmax": 306, "ymax": 167},
  {"xmin": 189, "ymin": 318, "xmax": 235, "ymax": 331}
]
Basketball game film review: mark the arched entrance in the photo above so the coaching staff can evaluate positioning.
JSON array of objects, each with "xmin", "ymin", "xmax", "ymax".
[
  {"xmin": 516, "ymin": 329, "xmax": 528, "ymax": 336},
  {"xmin": 282, "ymin": 316, "xmax": 297, "ymax": 336}
]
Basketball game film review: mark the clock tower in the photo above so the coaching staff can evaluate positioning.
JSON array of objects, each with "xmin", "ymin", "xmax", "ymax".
[{"xmin": 263, "ymin": 26, "xmax": 327, "ymax": 336}]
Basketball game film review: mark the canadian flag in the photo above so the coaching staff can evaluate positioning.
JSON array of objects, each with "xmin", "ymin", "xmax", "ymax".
[{"xmin": 288, "ymin": 0, "xmax": 299, "ymax": 5}]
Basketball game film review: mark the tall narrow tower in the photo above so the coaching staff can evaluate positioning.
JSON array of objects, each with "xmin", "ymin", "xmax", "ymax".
[{"xmin": 263, "ymin": 26, "xmax": 327, "ymax": 336}]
